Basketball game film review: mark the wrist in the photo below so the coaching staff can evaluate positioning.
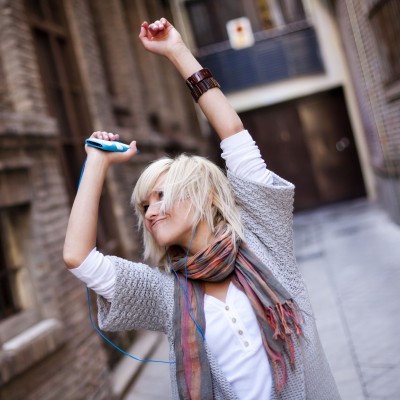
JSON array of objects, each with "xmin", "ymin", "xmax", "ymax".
[
  {"xmin": 166, "ymin": 44, "xmax": 202, "ymax": 79},
  {"xmin": 86, "ymin": 151, "xmax": 111, "ymax": 172},
  {"xmin": 165, "ymin": 42, "xmax": 188, "ymax": 61}
]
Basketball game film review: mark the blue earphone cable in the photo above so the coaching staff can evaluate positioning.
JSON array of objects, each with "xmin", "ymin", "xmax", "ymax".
[
  {"xmin": 166, "ymin": 225, "xmax": 206, "ymax": 341},
  {"xmin": 85, "ymin": 287, "xmax": 172, "ymax": 364},
  {"xmin": 78, "ymin": 156, "xmax": 174, "ymax": 364}
]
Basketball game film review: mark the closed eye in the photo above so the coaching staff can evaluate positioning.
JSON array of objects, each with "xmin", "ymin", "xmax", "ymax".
[{"xmin": 156, "ymin": 190, "xmax": 164, "ymax": 201}]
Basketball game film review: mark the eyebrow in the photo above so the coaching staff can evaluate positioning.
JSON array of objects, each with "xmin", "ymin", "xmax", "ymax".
[{"xmin": 142, "ymin": 187, "xmax": 163, "ymax": 204}]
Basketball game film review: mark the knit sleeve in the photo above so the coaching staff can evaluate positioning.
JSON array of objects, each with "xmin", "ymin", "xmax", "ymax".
[
  {"xmin": 97, "ymin": 256, "xmax": 174, "ymax": 334},
  {"xmin": 228, "ymin": 171, "xmax": 304, "ymax": 296},
  {"xmin": 228, "ymin": 170, "xmax": 294, "ymax": 238}
]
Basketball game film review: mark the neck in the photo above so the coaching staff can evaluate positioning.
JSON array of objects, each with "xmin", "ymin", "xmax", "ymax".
[{"xmin": 182, "ymin": 220, "xmax": 214, "ymax": 256}]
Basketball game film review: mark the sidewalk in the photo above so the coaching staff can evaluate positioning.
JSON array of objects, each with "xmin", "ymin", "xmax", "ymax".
[
  {"xmin": 122, "ymin": 333, "xmax": 171, "ymax": 400},
  {"xmin": 294, "ymin": 199, "xmax": 400, "ymax": 400},
  {"xmin": 123, "ymin": 199, "xmax": 400, "ymax": 399}
]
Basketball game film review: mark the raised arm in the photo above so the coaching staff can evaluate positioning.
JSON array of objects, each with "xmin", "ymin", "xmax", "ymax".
[
  {"xmin": 63, "ymin": 132, "xmax": 138, "ymax": 269},
  {"xmin": 139, "ymin": 18, "xmax": 244, "ymax": 141}
]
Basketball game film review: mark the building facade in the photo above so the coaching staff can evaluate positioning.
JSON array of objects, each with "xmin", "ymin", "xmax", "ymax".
[
  {"xmin": 172, "ymin": 0, "xmax": 375, "ymax": 211},
  {"xmin": 334, "ymin": 0, "xmax": 400, "ymax": 223},
  {"xmin": 0, "ymin": 0, "xmax": 205, "ymax": 399},
  {"xmin": 172, "ymin": 0, "xmax": 399, "ymax": 220}
]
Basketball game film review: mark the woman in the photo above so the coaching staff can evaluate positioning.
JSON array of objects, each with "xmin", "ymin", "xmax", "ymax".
[{"xmin": 63, "ymin": 18, "xmax": 340, "ymax": 400}]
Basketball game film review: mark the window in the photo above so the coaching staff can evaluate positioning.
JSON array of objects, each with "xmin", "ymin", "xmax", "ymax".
[
  {"xmin": 369, "ymin": 0, "xmax": 400, "ymax": 97},
  {"xmin": 185, "ymin": 0, "xmax": 306, "ymax": 49},
  {"xmin": 0, "ymin": 205, "xmax": 32, "ymax": 322},
  {"xmin": 0, "ymin": 209, "xmax": 21, "ymax": 321},
  {"xmin": 25, "ymin": 0, "xmax": 122, "ymax": 255},
  {"xmin": 0, "ymin": 207, "xmax": 65, "ymax": 382},
  {"xmin": 25, "ymin": 0, "xmax": 91, "ymax": 197},
  {"xmin": 277, "ymin": 0, "xmax": 306, "ymax": 24},
  {"xmin": 88, "ymin": 0, "xmax": 134, "ymax": 128}
]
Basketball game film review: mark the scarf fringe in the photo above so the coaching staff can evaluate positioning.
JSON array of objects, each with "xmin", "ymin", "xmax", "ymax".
[{"xmin": 264, "ymin": 300, "xmax": 303, "ymax": 392}]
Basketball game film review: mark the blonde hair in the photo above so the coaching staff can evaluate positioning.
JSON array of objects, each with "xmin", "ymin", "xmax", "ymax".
[{"xmin": 132, "ymin": 154, "xmax": 244, "ymax": 269}]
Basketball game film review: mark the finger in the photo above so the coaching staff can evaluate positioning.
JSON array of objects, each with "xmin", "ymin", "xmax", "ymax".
[
  {"xmin": 160, "ymin": 17, "xmax": 172, "ymax": 29},
  {"xmin": 109, "ymin": 132, "xmax": 120, "ymax": 141},
  {"xmin": 148, "ymin": 24, "xmax": 159, "ymax": 35},
  {"xmin": 122, "ymin": 141, "xmax": 139, "ymax": 159},
  {"xmin": 165, "ymin": 21, "xmax": 173, "ymax": 31},
  {"xmin": 149, "ymin": 20, "xmax": 164, "ymax": 34},
  {"xmin": 101, "ymin": 131, "xmax": 108, "ymax": 140},
  {"xmin": 139, "ymin": 26, "xmax": 151, "ymax": 46},
  {"xmin": 139, "ymin": 21, "xmax": 155, "ymax": 44},
  {"xmin": 139, "ymin": 22, "xmax": 148, "ymax": 38},
  {"xmin": 156, "ymin": 20, "xmax": 164, "ymax": 29},
  {"xmin": 144, "ymin": 22, "xmax": 157, "ymax": 40},
  {"xmin": 130, "ymin": 141, "xmax": 138, "ymax": 155},
  {"xmin": 93, "ymin": 131, "xmax": 103, "ymax": 139},
  {"xmin": 156, "ymin": 19, "xmax": 167, "ymax": 30}
]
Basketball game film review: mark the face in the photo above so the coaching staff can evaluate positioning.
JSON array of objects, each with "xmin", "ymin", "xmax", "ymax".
[{"xmin": 143, "ymin": 174, "xmax": 196, "ymax": 251}]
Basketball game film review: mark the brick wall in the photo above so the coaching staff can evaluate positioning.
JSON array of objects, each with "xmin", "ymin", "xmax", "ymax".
[
  {"xmin": 0, "ymin": 134, "xmax": 112, "ymax": 400},
  {"xmin": 0, "ymin": 0, "xmax": 113, "ymax": 393},
  {"xmin": 335, "ymin": 0, "xmax": 400, "ymax": 222},
  {"xmin": 0, "ymin": 0, "xmax": 47, "ymax": 114},
  {"xmin": 0, "ymin": 0, "xmax": 209, "ymax": 398}
]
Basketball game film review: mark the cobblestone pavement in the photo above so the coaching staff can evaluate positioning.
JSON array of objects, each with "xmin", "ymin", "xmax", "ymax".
[{"xmin": 124, "ymin": 199, "xmax": 400, "ymax": 399}]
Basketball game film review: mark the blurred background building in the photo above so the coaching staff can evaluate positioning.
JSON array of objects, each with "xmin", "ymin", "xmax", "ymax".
[
  {"xmin": 334, "ymin": 0, "xmax": 400, "ymax": 223},
  {"xmin": 0, "ymin": 0, "xmax": 398, "ymax": 399}
]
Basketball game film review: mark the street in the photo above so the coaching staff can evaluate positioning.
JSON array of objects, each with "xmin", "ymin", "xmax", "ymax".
[{"xmin": 294, "ymin": 199, "xmax": 400, "ymax": 400}]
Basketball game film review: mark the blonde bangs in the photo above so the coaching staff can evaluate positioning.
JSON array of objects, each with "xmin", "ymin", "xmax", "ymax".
[
  {"xmin": 132, "ymin": 154, "xmax": 244, "ymax": 269},
  {"xmin": 132, "ymin": 158, "xmax": 173, "ymax": 264}
]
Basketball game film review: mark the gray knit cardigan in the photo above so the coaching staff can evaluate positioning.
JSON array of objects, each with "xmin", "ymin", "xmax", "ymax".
[{"xmin": 97, "ymin": 172, "xmax": 341, "ymax": 400}]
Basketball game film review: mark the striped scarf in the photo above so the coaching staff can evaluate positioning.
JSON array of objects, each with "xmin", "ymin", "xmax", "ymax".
[{"xmin": 171, "ymin": 229, "xmax": 303, "ymax": 399}]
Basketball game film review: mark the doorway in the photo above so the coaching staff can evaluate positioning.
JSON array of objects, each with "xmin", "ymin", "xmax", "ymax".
[{"xmin": 239, "ymin": 87, "xmax": 366, "ymax": 210}]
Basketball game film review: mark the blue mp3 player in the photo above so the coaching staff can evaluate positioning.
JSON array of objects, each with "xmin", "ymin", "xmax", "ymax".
[{"xmin": 85, "ymin": 138, "xmax": 130, "ymax": 152}]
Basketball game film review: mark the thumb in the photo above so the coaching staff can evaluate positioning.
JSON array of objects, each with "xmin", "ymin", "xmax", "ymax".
[
  {"xmin": 126, "ymin": 140, "xmax": 139, "ymax": 156},
  {"xmin": 139, "ymin": 22, "xmax": 151, "ymax": 45},
  {"xmin": 113, "ymin": 141, "xmax": 139, "ymax": 163}
]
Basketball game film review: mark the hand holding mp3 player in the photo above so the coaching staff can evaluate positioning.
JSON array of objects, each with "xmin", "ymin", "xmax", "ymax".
[{"xmin": 85, "ymin": 138, "xmax": 131, "ymax": 153}]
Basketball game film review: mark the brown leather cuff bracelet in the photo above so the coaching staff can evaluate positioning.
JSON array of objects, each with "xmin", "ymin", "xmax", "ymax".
[
  {"xmin": 185, "ymin": 68, "xmax": 221, "ymax": 102},
  {"xmin": 185, "ymin": 68, "xmax": 213, "ymax": 90},
  {"xmin": 189, "ymin": 77, "xmax": 221, "ymax": 102}
]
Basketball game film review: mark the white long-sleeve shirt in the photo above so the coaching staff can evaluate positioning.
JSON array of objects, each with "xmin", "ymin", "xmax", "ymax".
[{"xmin": 70, "ymin": 130, "xmax": 273, "ymax": 399}]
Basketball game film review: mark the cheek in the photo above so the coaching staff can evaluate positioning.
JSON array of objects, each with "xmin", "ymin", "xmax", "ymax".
[
  {"xmin": 144, "ymin": 220, "xmax": 151, "ymax": 232},
  {"xmin": 171, "ymin": 200, "xmax": 193, "ymax": 220}
]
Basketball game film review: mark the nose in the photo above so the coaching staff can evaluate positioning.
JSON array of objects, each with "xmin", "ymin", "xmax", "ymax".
[{"xmin": 144, "ymin": 201, "xmax": 162, "ymax": 220}]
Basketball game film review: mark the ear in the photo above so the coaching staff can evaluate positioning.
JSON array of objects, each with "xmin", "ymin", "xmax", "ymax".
[{"xmin": 206, "ymin": 190, "xmax": 219, "ymax": 233}]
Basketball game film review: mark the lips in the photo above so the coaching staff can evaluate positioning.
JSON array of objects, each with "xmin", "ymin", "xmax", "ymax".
[{"xmin": 150, "ymin": 217, "xmax": 166, "ymax": 231}]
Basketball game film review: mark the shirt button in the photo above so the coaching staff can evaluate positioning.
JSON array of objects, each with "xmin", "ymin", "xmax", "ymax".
[
  {"xmin": 238, "ymin": 330, "xmax": 243, "ymax": 335},
  {"xmin": 232, "ymin": 317, "xmax": 237, "ymax": 323},
  {"xmin": 225, "ymin": 306, "xmax": 229, "ymax": 311},
  {"xmin": 244, "ymin": 341, "xmax": 249, "ymax": 347}
]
